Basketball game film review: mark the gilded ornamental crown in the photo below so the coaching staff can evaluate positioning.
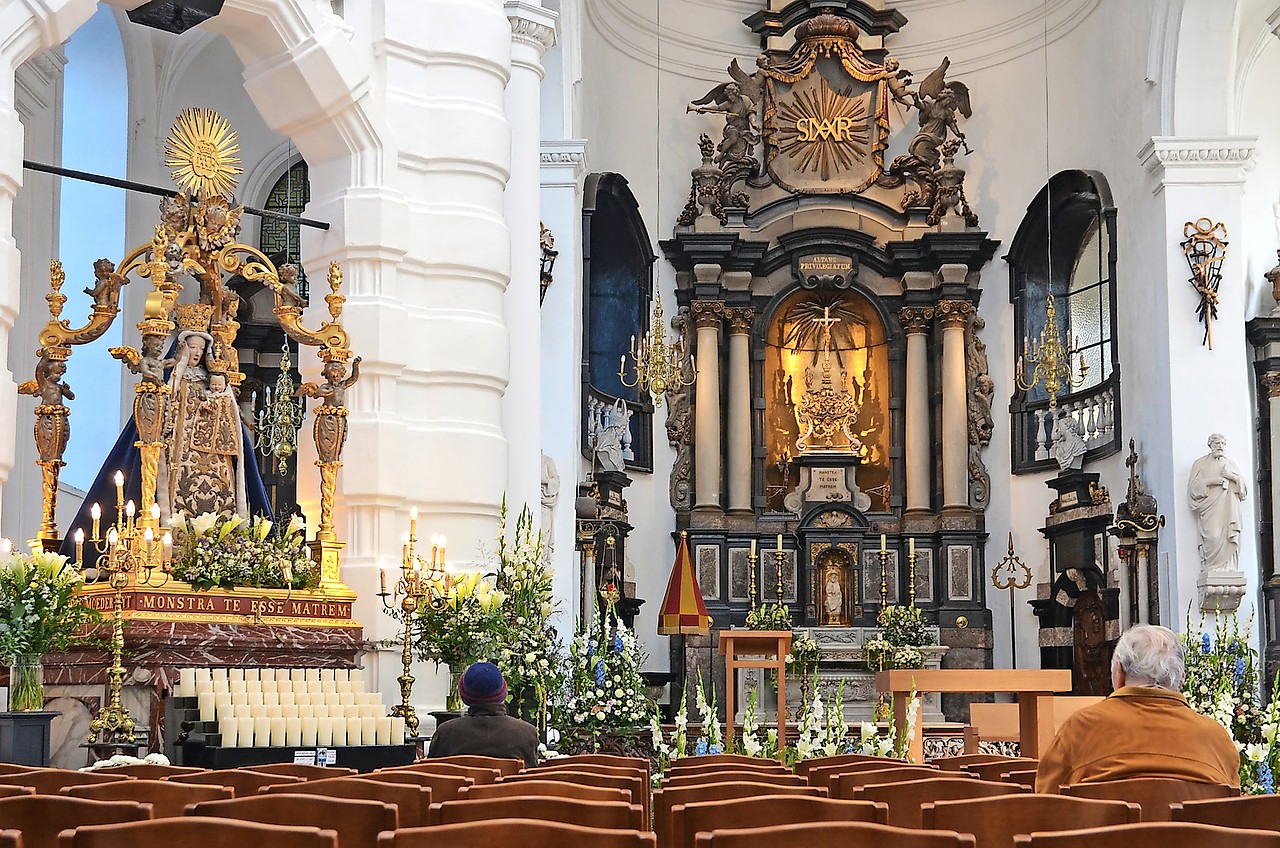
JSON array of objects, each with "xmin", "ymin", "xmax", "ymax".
[
  {"xmin": 174, "ymin": 303, "xmax": 213, "ymax": 334},
  {"xmin": 796, "ymin": 11, "xmax": 859, "ymax": 43}
]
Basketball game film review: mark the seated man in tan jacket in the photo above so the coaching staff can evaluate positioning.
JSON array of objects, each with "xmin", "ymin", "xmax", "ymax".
[{"xmin": 1035, "ymin": 624, "xmax": 1239, "ymax": 793}]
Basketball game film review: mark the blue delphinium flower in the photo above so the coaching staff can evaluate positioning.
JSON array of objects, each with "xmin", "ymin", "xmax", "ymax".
[
  {"xmin": 595, "ymin": 661, "xmax": 605, "ymax": 686},
  {"xmin": 695, "ymin": 737, "xmax": 709, "ymax": 756},
  {"xmin": 1260, "ymin": 763, "xmax": 1274, "ymax": 794},
  {"xmin": 708, "ymin": 743, "xmax": 723, "ymax": 755},
  {"xmin": 1202, "ymin": 632, "xmax": 1212, "ymax": 652},
  {"xmin": 1234, "ymin": 657, "xmax": 1247, "ymax": 686},
  {"xmin": 614, "ymin": 633, "xmax": 624, "ymax": 654}
]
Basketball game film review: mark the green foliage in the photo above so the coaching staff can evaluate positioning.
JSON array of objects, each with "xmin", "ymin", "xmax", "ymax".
[
  {"xmin": 746, "ymin": 602, "xmax": 792, "ymax": 630},
  {"xmin": 0, "ymin": 551, "xmax": 101, "ymax": 661},
  {"xmin": 172, "ymin": 513, "xmax": 318, "ymax": 592}
]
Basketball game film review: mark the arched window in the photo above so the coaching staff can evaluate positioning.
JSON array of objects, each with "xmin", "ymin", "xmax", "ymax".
[
  {"xmin": 260, "ymin": 160, "xmax": 310, "ymax": 295},
  {"xmin": 1007, "ymin": 170, "xmax": 1120, "ymax": 473},
  {"xmin": 581, "ymin": 173, "xmax": 655, "ymax": 472}
]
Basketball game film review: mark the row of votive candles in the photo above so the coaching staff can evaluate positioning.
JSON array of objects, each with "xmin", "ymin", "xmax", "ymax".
[
  {"xmin": 197, "ymin": 692, "xmax": 387, "ymax": 722},
  {"xmin": 217, "ymin": 715, "xmax": 406, "ymax": 748},
  {"xmin": 174, "ymin": 667, "xmax": 365, "ymax": 697}
]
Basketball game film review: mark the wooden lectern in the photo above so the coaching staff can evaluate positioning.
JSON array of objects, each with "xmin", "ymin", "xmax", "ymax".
[{"xmin": 719, "ymin": 629, "xmax": 792, "ymax": 757}]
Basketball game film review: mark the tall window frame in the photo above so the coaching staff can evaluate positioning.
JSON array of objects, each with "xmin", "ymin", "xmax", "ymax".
[{"xmin": 1008, "ymin": 170, "xmax": 1121, "ymax": 474}]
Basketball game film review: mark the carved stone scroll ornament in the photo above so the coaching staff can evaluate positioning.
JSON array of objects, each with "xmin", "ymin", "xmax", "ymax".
[
  {"xmin": 665, "ymin": 306, "xmax": 696, "ymax": 511},
  {"xmin": 966, "ymin": 315, "xmax": 994, "ymax": 509}
]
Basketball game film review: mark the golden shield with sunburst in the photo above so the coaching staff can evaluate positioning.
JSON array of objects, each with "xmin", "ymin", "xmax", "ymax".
[
  {"xmin": 164, "ymin": 108, "xmax": 242, "ymax": 199},
  {"xmin": 764, "ymin": 65, "xmax": 886, "ymax": 195}
]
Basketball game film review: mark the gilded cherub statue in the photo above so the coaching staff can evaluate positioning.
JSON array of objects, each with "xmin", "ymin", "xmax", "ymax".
[
  {"xmin": 112, "ymin": 333, "xmax": 176, "ymax": 385},
  {"xmin": 276, "ymin": 264, "xmax": 308, "ymax": 309},
  {"xmin": 298, "ymin": 356, "xmax": 362, "ymax": 410}
]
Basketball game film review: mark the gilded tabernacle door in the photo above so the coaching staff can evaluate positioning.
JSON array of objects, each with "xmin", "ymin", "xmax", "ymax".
[{"xmin": 763, "ymin": 288, "xmax": 890, "ymax": 513}]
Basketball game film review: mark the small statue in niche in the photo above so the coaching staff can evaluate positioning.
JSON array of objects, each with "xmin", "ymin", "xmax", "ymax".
[
  {"xmin": 1188, "ymin": 433, "xmax": 1248, "ymax": 574},
  {"xmin": 593, "ymin": 398, "xmax": 631, "ymax": 473},
  {"xmin": 823, "ymin": 564, "xmax": 844, "ymax": 626},
  {"xmin": 1052, "ymin": 414, "xmax": 1087, "ymax": 473}
]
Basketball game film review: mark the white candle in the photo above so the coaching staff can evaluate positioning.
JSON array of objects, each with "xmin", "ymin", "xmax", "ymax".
[
  {"xmin": 234, "ymin": 705, "xmax": 252, "ymax": 719},
  {"xmin": 320, "ymin": 680, "xmax": 337, "ymax": 694},
  {"xmin": 229, "ymin": 680, "xmax": 247, "ymax": 695},
  {"xmin": 346, "ymin": 717, "xmax": 363, "ymax": 745},
  {"xmin": 198, "ymin": 692, "xmax": 217, "ymax": 723},
  {"xmin": 320, "ymin": 669, "xmax": 336, "ymax": 682},
  {"xmin": 313, "ymin": 706, "xmax": 329, "ymax": 719},
  {"xmin": 212, "ymin": 680, "xmax": 230, "ymax": 695},
  {"xmin": 375, "ymin": 717, "xmax": 393, "ymax": 745},
  {"xmin": 249, "ymin": 703, "xmax": 267, "ymax": 718},
  {"xmin": 219, "ymin": 718, "xmax": 240, "ymax": 748},
  {"xmin": 361, "ymin": 716, "xmax": 378, "ymax": 745},
  {"xmin": 316, "ymin": 717, "xmax": 334, "ymax": 747},
  {"xmin": 269, "ymin": 717, "xmax": 287, "ymax": 747},
  {"xmin": 215, "ymin": 694, "xmax": 233, "ymax": 713},
  {"xmin": 244, "ymin": 668, "xmax": 260, "ymax": 683},
  {"xmin": 195, "ymin": 668, "xmax": 212, "ymax": 683},
  {"xmin": 299, "ymin": 705, "xmax": 315, "ymax": 719},
  {"xmin": 330, "ymin": 720, "xmax": 347, "ymax": 747},
  {"xmin": 290, "ymin": 669, "xmax": 306, "ymax": 684},
  {"xmin": 195, "ymin": 679, "xmax": 214, "ymax": 696},
  {"xmin": 350, "ymin": 669, "xmax": 364, "ymax": 685},
  {"xmin": 229, "ymin": 668, "xmax": 245, "ymax": 682},
  {"xmin": 180, "ymin": 669, "xmax": 197, "ymax": 691},
  {"xmin": 305, "ymin": 668, "xmax": 321, "ymax": 682},
  {"xmin": 276, "ymin": 669, "xmax": 292, "ymax": 682},
  {"xmin": 279, "ymin": 692, "xmax": 296, "ymax": 706},
  {"xmin": 294, "ymin": 694, "xmax": 311, "ymax": 706},
  {"xmin": 262, "ymin": 692, "xmax": 279, "ymax": 706},
  {"xmin": 301, "ymin": 717, "xmax": 318, "ymax": 747},
  {"xmin": 253, "ymin": 717, "xmax": 271, "ymax": 747},
  {"xmin": 282, "ymin": 705, "xmax": 299, "ymax": 719},
  {"xmin": 335, "ymin": 669, "xmax": 350, "ymax": 683},
  {"xmin": 285, "ymin": 717, "xmax": 303, "ymax": 747},
  {"xmin": 390, "ymin": 717, "xmax": 406, "ymax": 743},
  {"xmin": 211, "ymin": 668, "xmax": 228, "ymax": 682},
  {"xmin": 265, "ymin": 705, "xmax": 283, "ymax": 719},
  {"xmin": 261, "ymin": 679, "xmax": 278, "ymax": 693},
  {"xmin": 245, "ymin": 680, "xmax": 262, "ymax": 693}
]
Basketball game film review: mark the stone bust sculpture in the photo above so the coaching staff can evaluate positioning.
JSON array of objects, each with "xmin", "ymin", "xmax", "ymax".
[
  {"xmin": 1052, "ymin": 414, "xmax": 1087, "ymax": 473},
  {"xmin": 1188, "ymin": 433, "xmax": 1247, "ymax": 573}
]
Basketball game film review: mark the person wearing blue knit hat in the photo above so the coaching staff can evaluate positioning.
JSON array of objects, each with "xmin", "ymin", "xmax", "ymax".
[{"xmin": 425, "ymin": 661, "xmax": 539, "ymax": 767}]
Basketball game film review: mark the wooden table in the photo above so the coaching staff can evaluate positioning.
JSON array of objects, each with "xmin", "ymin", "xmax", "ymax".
[
  {"xmin": 719, "ymin": 630, "xmax": 791, "ymax": 758},
  {"xmin": 875, "ymin": 668, "xmax": 1073, "ymax": 763}
]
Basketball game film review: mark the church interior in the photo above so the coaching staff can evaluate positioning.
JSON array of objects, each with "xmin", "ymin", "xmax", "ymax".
[{"xmin": 0, "ymin": 0, "xmax": 1276, "ymax": 835}]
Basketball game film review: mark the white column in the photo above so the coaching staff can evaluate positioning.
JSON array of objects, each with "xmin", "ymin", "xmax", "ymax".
[
  {"xmin": 503, "ymin": 3, "xmax": 556, "ymax": 521},
  {"xmin": 937, "ymin": 300, "xmax": 973, "ymax": 510},
  {"xmin": 1138, "ymin": 136, "xmax": 1257, "ymax": 622},
  {"xmin": 900, "ymin": 307, "xmax": 933, "ymax": 513},
  {"xmin": 1267, "ymin": 377, "xmax": 1280, "ymax": 584},
  {"xmin": 725, "ymin": 307, "xmax": 753, "ymax": 514},
  {"xmin": 692, "ymin": 300, "xmax": 724, "ymax": 511},
  {"xmin": 540, "ymin": 141, "xmax": 586, "ymax": 631}
]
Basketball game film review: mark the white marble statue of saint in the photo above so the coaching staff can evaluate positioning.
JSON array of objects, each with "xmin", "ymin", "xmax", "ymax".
[
  {"xmin": 540, "ymin": 453, "xmax": 559, "ymax": 561},
  {"xmin": 157, "ymin": 330, "xmax": 248, "ymax": 521},
  {"xmin": 823, "ymin": 567, "xmax": 843, "ymax": 625},
  {"xmin": 1052, "ymin": 414, "xmax": 1087, "ymax": 472},
  {"xmin": 1188, "ymin": 433, "xmax": 1247, "ymax": 573}
]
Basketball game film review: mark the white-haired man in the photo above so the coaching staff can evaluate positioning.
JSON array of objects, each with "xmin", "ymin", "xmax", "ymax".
[{"xmin": 1035, "ymin": 624, "xmax": 1239, "ymax": 793}]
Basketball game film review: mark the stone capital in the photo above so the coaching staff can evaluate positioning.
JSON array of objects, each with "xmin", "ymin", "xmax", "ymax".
[
  {"xmin": 692, "ymin": 300, "xmax": 726, "ymax": 329},
  {"xmin": 725, "ymin": 306, "xmax": 755, "ymax": 335},
  {"xmin": 1263, "ymin": 371, "xmax": 1280, "ymax": 399},
  {"xmin": 506, "ymin": 1, "xmax": 558, "ymax": 53},
  {"xmin": 1137, "ymin": 136, "xmax": 1257, "ymax": 192},
  {"xmin": 899, "ymin": 306, "xmax": 935, "ymax": 334},
  {"xmin": 934, "ymin": 300, "xmax": 975, "ymax": 329}
]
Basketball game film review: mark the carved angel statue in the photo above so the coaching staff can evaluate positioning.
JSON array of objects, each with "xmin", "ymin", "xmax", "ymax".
[
  {"xmin": 275, "ymin": 264, "xmax": 308, "ymax": 308},
  {"xmin": 298, "ymin": 356, "xmax": 362, "ymax": 410},
  {"xmin": 907, "ymin": 57, "xmax": 972, "ymax": 167},
  {"xmin": 111, "ymin": 333, "xmax": 177, "ymax": 385},
  {"xmin": 19, "ymin": 355, "xmax": 74, "ymax": 407},
  {"xmin": 688, "ymin": 59, "xmax": 763, "ymax": 177},
  {"xmin": 83, "ymin": 259, "xmax": 128, "ymax": 309},
  {"xmin": 884, "ymin": 57, "xmax": 914, "ymax": 105}
]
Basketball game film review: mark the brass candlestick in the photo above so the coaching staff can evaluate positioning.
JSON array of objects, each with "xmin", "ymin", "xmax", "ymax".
[
  {"xmin": 747, "ymin": 542, "xmax": 758, "ymax": 612},
  {"xmin": 82, "ymin": 472, "xmax": 173, "ymax": 745},
  {"xmin": 906, "ymin": 539, "xmax": 919, "ymax": 606},
  {"xmin": 773, "ymin": 536, "xmax": 785, "ymax": 602},
  {"xmin": 878, "ymin": 546, "xmax": 890, "ymax": 606},
  {"xmin": 379, "ymin": 508, "xmax": 450, "ymax": 737}
]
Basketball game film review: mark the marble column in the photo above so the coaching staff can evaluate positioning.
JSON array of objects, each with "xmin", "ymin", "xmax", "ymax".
[
  {"xmin": 503, "ymin": 2, "xmax": 557, "ymax": 520},
  {"xmin": 725, "ymin": 307, "xmax": 754, "ymax": 514},
  {"xmin": 936, "ymin": 300, "xmax": 974, "ymax": 509},
  {"xmin": 692, "ymin": 300, "xmax": 725, "ymax": 511},
  {"xmin": 900, "ymin": 307, "xmax": 933, "ymax": 513}
]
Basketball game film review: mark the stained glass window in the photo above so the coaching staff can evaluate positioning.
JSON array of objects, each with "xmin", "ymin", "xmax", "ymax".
[{"xmin": 259, "ymin": 160, "xmax": 310, "ymax": 297}]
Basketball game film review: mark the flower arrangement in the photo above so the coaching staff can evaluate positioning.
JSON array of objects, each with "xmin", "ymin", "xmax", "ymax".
[
  {"xmin": 864, "ymin": 603, "xmax": 933, "ymax": 672},
  {"xmin": 410, "ymin": 569, "xmax": 506, "ymax": 678},
  {"xmin": 746, "ymin": 602, "xmax": 792, "ymax": 631},
  {"xmin": 491, "ymin": 503, "xmax": 564, "ymax": 722},
  {"xmin": 1181, "ymin": 612, "xmax": 1278, "ymax": 794},
  {"xmin": 0, "ymin": 550, "xmax": 101, "ymax": 710},
  {"xmin": 693, "ymin": 671, "xmax": 724, "ymax": 755},
  {"xmin": 793, "ymin": 675, "xmax": 919, "ymax": 762},
  {"xmin": 556, "ymin": 615, "xmax": 652, "ymax": 738},
  {"xmin": 171, "ymin": 513, "xmax": 317, "ymax": 592}
]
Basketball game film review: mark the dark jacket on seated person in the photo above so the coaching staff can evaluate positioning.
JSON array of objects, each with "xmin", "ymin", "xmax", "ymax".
[
  {"xmin": 1035, "ymin": 685, "xmax": 1240, "ymax": 792},
  {"xmin": 427, "ymin": 703, "xmax": 539, "ymax": 767},
  {"xmin": 426, "ymin": 662, "xmax": 540, "ymax": 767}
]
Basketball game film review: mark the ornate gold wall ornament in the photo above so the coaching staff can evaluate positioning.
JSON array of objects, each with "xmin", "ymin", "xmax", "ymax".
[
  {"xmin": 795, "ymin": 306, "xmax": 861, "ymax": 453},
  {"xmin": 777, "ymin": 76, "xmax": 871, "ymax": 181}
]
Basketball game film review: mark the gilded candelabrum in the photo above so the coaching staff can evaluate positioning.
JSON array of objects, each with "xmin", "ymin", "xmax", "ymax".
[
  {"xmin": 877, "ymin": 534, "xmax": 890, "ymax": 605},
  {"xmin": 747, "ymin": 540, "xmax": 759, "ymax": 613},
  {"xmin": 1015, "ymin": 294, "xmax": 1087, "ymax": 409},
  {"xmin": 619, "ymin": 294, "xmax": 695, "ymax": 407},
  {"xmin": 22, "ymin": 259, "xmax": 127, "ymax": 552},
  {"xmin": 906, "ymin": 538, "xmax": 919, "ymax": 606},
  {"xmin": 255, "ymin": 341, "xmax": 306, "ymax": 475},
  {"xmin": 79, "ymin": 471, "xmax": 173, "ymax": 745},
  {"xmin": 378, "ymin": 508, "xmax": 450, "ymax": 737}
]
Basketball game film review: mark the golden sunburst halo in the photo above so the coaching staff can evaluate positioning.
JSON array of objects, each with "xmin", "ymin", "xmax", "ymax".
[{"xmin": 164, "ymin": 108, "xmax": 242, "ymax": 199}]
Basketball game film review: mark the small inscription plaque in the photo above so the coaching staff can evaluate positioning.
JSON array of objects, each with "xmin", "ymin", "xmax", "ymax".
[{"xmin": 806, "ymin": 467, "xmax": 850, "ymax": 503}]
